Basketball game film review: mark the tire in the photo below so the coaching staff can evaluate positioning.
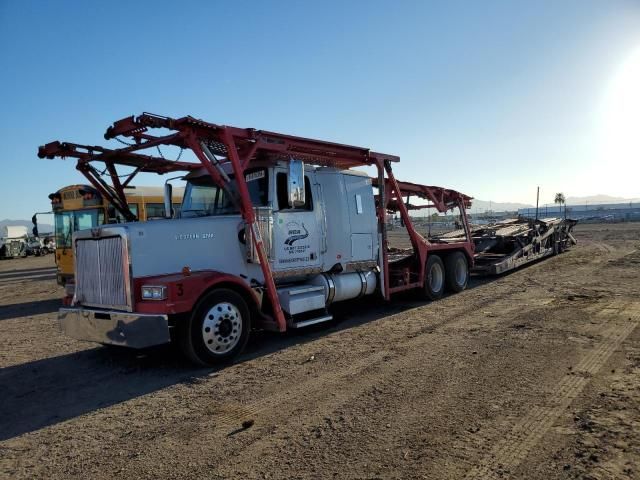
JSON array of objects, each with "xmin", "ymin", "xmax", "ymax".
[
  {"xmin": 445, "ymin": 251, "xmax": 468, "ymax": 293},
  {"xmin": 419, "ymin": 254, "xmax": 445, "ymax": 300},
  {"xmin": 557, "ymin": 233, "xmax": 565, "ymax": 254},
  {"xmin": 179, "ymin": 289, "xmax": 251, "ymax": 366}
]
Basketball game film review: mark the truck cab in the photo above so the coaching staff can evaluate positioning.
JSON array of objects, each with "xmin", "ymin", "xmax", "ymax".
[
  {"xmin": 169, "ymin": 161, "xmax": 381, "ymax": 279},
  {"xmin": 60, "ymin": 162, "xmax": 382, "ymax": 365}
]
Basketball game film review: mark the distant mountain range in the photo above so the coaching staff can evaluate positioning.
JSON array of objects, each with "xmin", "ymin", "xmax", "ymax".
[
  {"xmin": 468, "ymin": 200, "xmax": 533, "ymax": 213},
  {"xmin": 0, "ymin": 219, "xmax": 54, "ymax": 234},
  {"xmin": 563, "ymin": 195, "xmax": 640, "ymax": 205}
]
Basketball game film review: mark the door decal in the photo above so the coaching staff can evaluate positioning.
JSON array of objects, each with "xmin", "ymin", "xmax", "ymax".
[{"xmin": 285, "ymin": 222, "xmax": 309, "ymax": 245}]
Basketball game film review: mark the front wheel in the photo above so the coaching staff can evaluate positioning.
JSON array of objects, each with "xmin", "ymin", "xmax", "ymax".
[
  {"xmin": 179, "ymin": 289, "xmax": 250, "ymax": 366},
  {"xmin": 418, "ymin": 254, "xmax": 445, "ymax": 300}
]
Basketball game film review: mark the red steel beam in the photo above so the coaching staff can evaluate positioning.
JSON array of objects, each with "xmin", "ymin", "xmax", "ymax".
[
  {"xmin": 102, "ymin": 113, "xmax": 400, "ymax": 170},
  {"xmin": 372, "ymin": 177, "xmax": 472, "ymax": 213},
  {"xmin": 38, "ymin": 141, "xmax": 200, "ymax": 174},
  {"xmin": 220, "ymin": 129, "xmax": 286, "ymax": 332},
  {"xmin": 383, "ymin": 161, "xmax": 428, "ymax": 270}
]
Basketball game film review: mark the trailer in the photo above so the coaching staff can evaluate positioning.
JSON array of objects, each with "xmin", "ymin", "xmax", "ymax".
[
  {"xmin": 39, "ymin": 112, "xmax": 477, "ymax": 365},
  {"xmin": 435, "ymin": 217, "xmax": 578, "ymax": 275}
]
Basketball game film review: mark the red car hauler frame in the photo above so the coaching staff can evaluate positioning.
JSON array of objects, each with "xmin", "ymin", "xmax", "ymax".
[{"xmin": 39, "ymin": 113, "xmax": 474, "ymax": 337}]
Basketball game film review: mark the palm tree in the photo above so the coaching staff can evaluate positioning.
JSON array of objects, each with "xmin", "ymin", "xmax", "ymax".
[{"xmin": 554, "ymin": 193, "xmax": 566, "ymax": 219}]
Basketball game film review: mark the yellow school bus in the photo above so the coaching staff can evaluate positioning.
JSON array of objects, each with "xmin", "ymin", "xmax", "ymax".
[{"xmin": 49, "ymin": 184, "xmax": 183, "ymax": 286}]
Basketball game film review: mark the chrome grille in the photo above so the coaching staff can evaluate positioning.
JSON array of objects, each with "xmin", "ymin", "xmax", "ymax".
[{"xmin": 75, "ymin": 236, "xmax": 130, "ymax": 310}]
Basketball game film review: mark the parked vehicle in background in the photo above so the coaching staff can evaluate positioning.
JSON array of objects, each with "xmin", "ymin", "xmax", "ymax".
[
  {"xmin": 0, "ymin": 225, "xmax": 28, "ymax": 259},
  {"xmin": 49, "ymin": 184, "xmax": 183, "ymax": 286},
  {"xmin": 25, "ymin": 234, "xmax": 55, "ymax": 256}
]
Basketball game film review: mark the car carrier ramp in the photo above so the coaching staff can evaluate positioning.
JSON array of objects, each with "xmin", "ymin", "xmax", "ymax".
[{"xmin": 435, "ymin": 217, "xmax": 577, "ymax": 275}]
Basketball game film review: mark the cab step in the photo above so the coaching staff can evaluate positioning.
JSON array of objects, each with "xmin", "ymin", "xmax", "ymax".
[{"xmin": 289, "ymin": 313, "xmax": 334, "ymax": 329}]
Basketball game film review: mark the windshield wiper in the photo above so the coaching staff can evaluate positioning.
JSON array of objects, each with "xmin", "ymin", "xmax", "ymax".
[{"xmin": 61, "ymin": 229, "xmax": 73, "ymax": 253}]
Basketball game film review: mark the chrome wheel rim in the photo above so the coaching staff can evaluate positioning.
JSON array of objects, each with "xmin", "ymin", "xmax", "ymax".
[
  {"xmin": 429, "ymin": 262, "xmax": 444, "ymax": 293},
  {"xmin": 455, "ymin": 258, "xmax": 467, "ymax": 286},
  {"xmin": 202, "ymin": 302, "xmax": 242, "ymax": 354}
]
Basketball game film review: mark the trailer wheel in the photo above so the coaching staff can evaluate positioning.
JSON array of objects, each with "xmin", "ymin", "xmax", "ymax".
[
  {"xmin": 419, "ymin": 254, "xmax": 445, "ymax": 300},
  {"xmin": 179, "ymin": 289, "xmax": 250, "ymax": 366},
  {"xmin": 445, "ymin": 251, "xmax": 468, "ymax": 293}
]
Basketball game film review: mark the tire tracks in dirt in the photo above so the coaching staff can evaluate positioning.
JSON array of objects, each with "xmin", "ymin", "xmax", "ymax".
[
  {"xmin": 214, "ymin": 293, "xmax": 522, "ymax": 432},
  {"xmin": 160, "ymin": 284, "xmax": 527, "ymax": 473},
  {"xmin": 178, "ymin": 293, "xmax": 536, "ymax": 479},
  {"xmin": 164, "ymin": 252, "xmax": 610, "ymax": 473},
  {"xmin": 463, "ymin": 301, "xmax": 639, "ymax": 480}
]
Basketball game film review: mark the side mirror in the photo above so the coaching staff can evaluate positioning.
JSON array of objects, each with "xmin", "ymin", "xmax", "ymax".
[
  {"xmin": 288, "ymin": 159, "xmax": 305, "ymax": 208},
  {"xmin": 164, "ymin": 183, "xmax": 173, "ymax": 219},
  {"xmin": 31, "ymin": 214, "xmax": 39, "ymax": 237}
]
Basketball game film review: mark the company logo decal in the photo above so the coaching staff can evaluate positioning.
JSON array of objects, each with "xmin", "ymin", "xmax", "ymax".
[
  {"xmin": 284, "ymin": 222, "xmax": 309, "ymax": 245},
  {"xmin": 277, "ymin": 221, "xmax": 315, "ymax": 266}
]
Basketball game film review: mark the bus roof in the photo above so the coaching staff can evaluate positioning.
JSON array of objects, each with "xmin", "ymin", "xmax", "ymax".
[{"xmin": 50, "ymin": 184, "xmax": 184, "ymax": 199}]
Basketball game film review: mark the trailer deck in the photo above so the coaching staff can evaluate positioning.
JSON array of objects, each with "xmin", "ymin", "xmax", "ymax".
[{"xmin": 436, "ymin": 217, "xmax": 578, "ymax": 275}]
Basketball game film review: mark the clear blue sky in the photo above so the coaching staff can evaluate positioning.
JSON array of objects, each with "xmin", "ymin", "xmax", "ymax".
[{"xmin": 1, "ymin": 0, "xmax": 639, "ymax": 221}]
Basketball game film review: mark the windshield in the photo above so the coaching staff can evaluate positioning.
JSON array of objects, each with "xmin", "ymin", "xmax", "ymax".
[
  {"xmin": 54, "ymin": 208, "xmax": 105, "ymax": 248},
  {"xmin": 181, "ymin": 169, "xmax": 269, "ymax": 218}
]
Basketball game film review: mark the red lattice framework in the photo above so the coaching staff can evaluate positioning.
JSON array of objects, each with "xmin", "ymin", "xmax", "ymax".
[{"xmin": 39, "ymin": 112, "xmax": 474, "ymax": 332}]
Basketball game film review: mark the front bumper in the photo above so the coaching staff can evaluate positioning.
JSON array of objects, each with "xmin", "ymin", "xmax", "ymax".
[{"xmin": 58, "ymin": 308, "xmax": 170, "ymax": 349}]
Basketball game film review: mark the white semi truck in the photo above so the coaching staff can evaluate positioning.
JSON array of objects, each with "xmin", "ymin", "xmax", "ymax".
[
  {"xmin": 1, "ymin": 225, "xmax": 28, "ymax": 259},
  {"xmin": 39, "ymin": 113, "xmax": 477, "ymax": 365}
]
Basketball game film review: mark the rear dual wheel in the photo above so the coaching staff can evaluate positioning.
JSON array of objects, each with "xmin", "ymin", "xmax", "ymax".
[
  {"xmin": 445, "ymin": 251, "xmax": 469, "ymax": 293},
  {"xmin": 420, "ymin": 255, "xmax": 446, "ymax": 300},
  {"xmin": 419, "ymin": 252, "xmax": 469, "ymax": 300}
]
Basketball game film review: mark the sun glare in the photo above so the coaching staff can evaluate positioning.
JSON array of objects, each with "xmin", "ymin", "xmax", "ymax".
[{"xmin": 599, "ymin": 46, "xmax": 640, "ymax": 195}]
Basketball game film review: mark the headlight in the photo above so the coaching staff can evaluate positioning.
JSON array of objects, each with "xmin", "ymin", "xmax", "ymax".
[{"xmin": 141, "ymin": 286, "xmax": 167, "ymax": 300}]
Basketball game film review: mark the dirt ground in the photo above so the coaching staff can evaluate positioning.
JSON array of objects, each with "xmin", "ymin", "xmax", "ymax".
[{"xmin": 1, "ymin": 222, "xmax": 639, "ymax": 480}]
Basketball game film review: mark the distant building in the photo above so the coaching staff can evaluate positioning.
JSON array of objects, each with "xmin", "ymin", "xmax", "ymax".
[{"xmin": 519, "ymin": 202, "xmax": 640, "ymax": 222}]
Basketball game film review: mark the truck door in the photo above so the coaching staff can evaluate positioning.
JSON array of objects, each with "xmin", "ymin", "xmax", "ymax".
[{"xmin": 272, "ymin": 170, "xmax": 321, "ymax": 273}]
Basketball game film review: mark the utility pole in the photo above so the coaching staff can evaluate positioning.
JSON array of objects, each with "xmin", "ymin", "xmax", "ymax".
[{"xmin": 535, "ymin": 186, "xmax": 539, "ymax": 220}]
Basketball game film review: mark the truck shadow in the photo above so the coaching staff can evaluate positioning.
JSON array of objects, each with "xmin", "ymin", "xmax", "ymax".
[
  {"xmin": 0, "ymin": 346, "xmax": 196, "ymax": 441},
  {"xmin": 0, "ymin": 273, "xmax": 58, "ymax": 284},
  {"xmin": 0, "ymin": 267, "xmax": 57, "ymax": 283},
  {"xmin": 0, "ymin": 275, "xmax": 500, "ymax": 442},
  {"xmin": 0, "ymin": 266, "xmax": 56, "ymax": 278},
  {"xmin": 0, "ymin": 298, "xmax": 62, "ymax": 321}
]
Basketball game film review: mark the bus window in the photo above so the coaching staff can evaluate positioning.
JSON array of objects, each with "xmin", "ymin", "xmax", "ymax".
[
  {"xmin": 55, "ymin": 209, "xmax": 104, "ymax": 248},
  {"xmin": 145, "ymin": 203, "xmax": 166, "ymax": 219},
  {"xmin": 55, "ymin": 211, "xmax": 73, "ymax": 248},
  {"xmin": 129, "ymin": 203, "xmax": 139, "ymax": 219},
  {"xmin": 75, "ymin": 210, "xmax": 104, "ymax": 231},
  {"xmin": 108, "ymin": 203, "xmax": 139, "ymax": 223},
  {"xmin": 145, "ymin": 202, "xmax": 182, "ymax": 219}
]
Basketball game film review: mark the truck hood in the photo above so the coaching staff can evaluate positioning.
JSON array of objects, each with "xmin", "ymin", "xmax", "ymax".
[{"xmin": 123, "ymin": 216, "xmax": 257, "ymax": 280}]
